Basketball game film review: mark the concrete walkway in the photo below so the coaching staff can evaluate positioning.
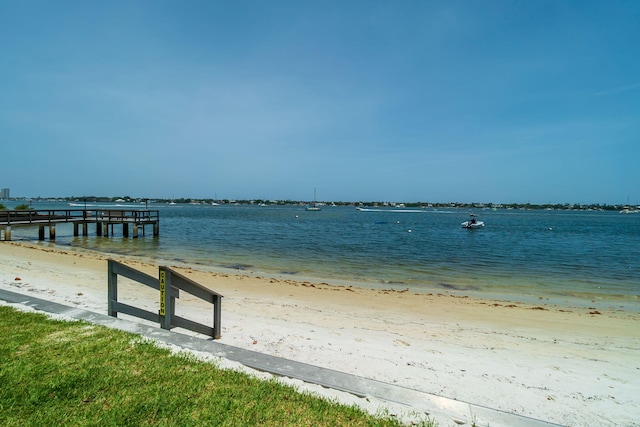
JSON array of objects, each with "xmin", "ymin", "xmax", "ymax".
[{"xmin": 0, "ymin": 288, "xmax": 563, "ymax": 427}]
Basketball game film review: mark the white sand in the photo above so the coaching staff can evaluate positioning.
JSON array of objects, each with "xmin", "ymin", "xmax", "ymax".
[{"xmin": 1, "ymin": 241, "xmax": 639, "ymax": 426}]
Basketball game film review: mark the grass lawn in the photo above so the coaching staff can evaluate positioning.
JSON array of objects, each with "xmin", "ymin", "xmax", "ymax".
[{"xmin": 0, "ymin": 305, "xmax": 435, "ymax": 426}]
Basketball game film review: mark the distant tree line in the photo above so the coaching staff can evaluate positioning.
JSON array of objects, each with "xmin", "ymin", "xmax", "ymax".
[{"xmin": 2, "ymin": 196, "xmax": 632, "ymax": 211}]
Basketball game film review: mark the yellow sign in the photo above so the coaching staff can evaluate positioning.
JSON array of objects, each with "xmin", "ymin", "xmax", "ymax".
[{"xmin": 159, "ymin": 270, "xmax": 166, "ymax": 316}]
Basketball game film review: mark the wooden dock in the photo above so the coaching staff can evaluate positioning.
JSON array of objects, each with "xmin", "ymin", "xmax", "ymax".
[{"xmin": 0, "ymin": 209, "xmax": 159, "ymax": 241}]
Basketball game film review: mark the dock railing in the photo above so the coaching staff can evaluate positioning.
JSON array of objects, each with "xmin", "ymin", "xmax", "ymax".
[
  {"xmin": 0, "ymin": 209, "xmax": 159, "ymax": 224},
  {"xmin": 107, "ymin": 260, "xmax": 222, "ymax": 339}
]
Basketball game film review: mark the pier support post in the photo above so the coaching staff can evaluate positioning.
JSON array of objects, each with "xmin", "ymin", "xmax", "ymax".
[
  {"xmin": 96, "ymin": 222, "xmax": 102, "ymax": 236},
  {"xmin": 4, "ymin": 226, "xmax": 10, "ymax": 241},
  {"xmin": 103, "ymin": 223, "xmax": 109, "ymax": 237},
  {"xmin": 123, "ymin": 223, "xmax": 129, "ymax": 238},
  {"xmin": 38, "ymin": 226, "xmax": 45, "ymax": 240},
  {"xmin": 49, "ymin": 225, "xmax": 56, "ymax": 241},
  {"xmin": 73, "ymin": 223, "xmax": 79, "ymax": 236},
  {"xmin": 133, "ymin": 223, "xmax": 138, "ymax": 238},
  {"xmin": 153, "ymin": 223, "xmax": 159, "ymax": 237},
  {"xmin": 82, "ymin": 222, "xmax": 88, "ymax": 236}
]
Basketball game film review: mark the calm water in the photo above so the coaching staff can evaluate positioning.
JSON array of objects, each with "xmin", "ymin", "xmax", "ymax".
[{"xmin": 6, "ymin": 202, "xmax": 640, "ymax": 309}]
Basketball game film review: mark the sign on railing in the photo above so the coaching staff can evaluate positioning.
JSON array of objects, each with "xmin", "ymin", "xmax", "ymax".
[{"xmin": 107, "ymin": 259, "xmax": 222, "ymax": 339}]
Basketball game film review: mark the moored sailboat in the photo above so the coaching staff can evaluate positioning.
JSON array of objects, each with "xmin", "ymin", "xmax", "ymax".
[{"xmin": 305, "ymin": 188, "xmax": 322, "ymax": 211}]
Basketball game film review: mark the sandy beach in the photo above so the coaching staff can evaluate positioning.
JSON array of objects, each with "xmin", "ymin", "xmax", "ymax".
[{"xmin": 1, "ymin": 241, "xmax": 638, "ymax": 426}]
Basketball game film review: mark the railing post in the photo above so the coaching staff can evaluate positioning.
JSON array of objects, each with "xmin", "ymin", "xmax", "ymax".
[
  {"xmin": 107, "ymin": 260, "xmax": 118, "ymax": 317},
  {"xmin": 213, "ymin": 294, "xmax": 222, "ymax": 339},
  {"xmin": 159, "ymin": 267, "xmax": 172, "ymax": 330}
]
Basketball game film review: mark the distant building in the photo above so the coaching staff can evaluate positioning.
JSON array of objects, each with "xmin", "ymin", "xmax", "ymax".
[{"xmin": 0, "ymin": 188, "xmax": 9, "ymax": 200}]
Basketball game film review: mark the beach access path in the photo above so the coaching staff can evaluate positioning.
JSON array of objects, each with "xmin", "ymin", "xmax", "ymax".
[{"xmin": 0, "ymin": 242, "xmax": 638, "ymax": 426}]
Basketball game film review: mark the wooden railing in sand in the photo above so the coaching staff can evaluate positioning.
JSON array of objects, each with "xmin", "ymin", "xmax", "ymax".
[{"xmin": 107, "ymin": 260, "xmax": 222, "ymax": 339}]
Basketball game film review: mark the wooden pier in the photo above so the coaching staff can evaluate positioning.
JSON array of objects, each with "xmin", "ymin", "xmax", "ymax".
[{"xmin": 0, "ymin": 209, "xmax": 159, "ymax": 241}]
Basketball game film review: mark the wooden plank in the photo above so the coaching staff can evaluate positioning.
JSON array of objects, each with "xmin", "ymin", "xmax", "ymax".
[
  {"xmin": 111, "ymin": 301, "xmax": 159, "ymax": 323},
  {"xmin": 110, "ymin": 261, "xmax": 160, "ymax": 290},
  {"xmin": 171, "ymin": 315, "xmax": 214, "ymax": 337},
  {"xmin": 163, "ymin": 267, "xmax": 222, "ymax": 302}
]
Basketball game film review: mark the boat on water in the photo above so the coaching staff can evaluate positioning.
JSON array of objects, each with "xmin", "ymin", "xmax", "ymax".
[
  {"xmin": 305, "ymin": 188, "xmax": 322, "ymax": 211},
  {"xmin": 619, "ymin": 206, "xmax": 640, "ymax": 214},
  {"xmin": 461, "ymin": 214, "xmax": 485, "ymax": 229}
]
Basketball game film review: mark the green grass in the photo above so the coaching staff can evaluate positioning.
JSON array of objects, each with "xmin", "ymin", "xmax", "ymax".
[{"xmin": 0, "ymin": 306, "xmax": 436, "ymax": 426}]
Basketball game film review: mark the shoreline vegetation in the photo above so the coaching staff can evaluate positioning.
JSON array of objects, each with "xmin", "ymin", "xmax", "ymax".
[
  {"xmin": 0, "ymin": 242, "xmax": 639, "ymax": 425},
  {"xmin": 1, "ymin": 195, "xmax": 635, "ymax": 211}
]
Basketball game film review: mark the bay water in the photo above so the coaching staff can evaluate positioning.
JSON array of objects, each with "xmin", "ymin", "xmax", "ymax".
[{"xmin": 7, "ymin": 202, "xmax": 640, "ymax": 310}]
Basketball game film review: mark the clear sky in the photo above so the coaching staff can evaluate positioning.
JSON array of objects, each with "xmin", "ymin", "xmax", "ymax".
[{"xmin": 1, "ymin": 1, "xmax": 638, "ymax": 204}]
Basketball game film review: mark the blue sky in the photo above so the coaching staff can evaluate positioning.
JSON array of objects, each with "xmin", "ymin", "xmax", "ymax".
[{"xmin": 1, "ymin": 1, "xmax": 638, "ymax": 204}]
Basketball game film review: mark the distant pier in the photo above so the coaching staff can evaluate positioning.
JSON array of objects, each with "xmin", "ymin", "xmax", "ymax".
[{"xmin": 0, "ymin": 209, "xmax": 159, "ymax": 241}]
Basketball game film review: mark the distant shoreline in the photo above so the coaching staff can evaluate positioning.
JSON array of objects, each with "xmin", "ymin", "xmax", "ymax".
[{"xmin": 2, "ymin": 197, "xmax": 636, "ymax": 212}]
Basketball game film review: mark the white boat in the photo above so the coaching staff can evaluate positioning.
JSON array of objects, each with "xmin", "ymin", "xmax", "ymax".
[
  {"xmin": 461, "ymin": 214, "xmax": 484, "ymax": 229},
  {"xmin": 619, "ymin": 206, "xmax": 639, "ymax": 214}
]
